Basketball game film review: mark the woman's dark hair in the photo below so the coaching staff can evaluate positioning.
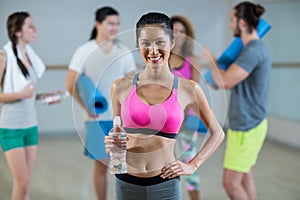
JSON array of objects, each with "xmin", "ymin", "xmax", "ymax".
[
  {"xmin": 7, "ymin": 11, "xmax": 30, "ymax": 78},
  {"xmin": 136, "ymin": 12, "xmax": 173, "ymax": 47},
  {"xmin": 171, "ymin": 15, "xmax": 195, "ymax": 57},
  {"xmin": 234, "ymin": 1, "xmax": 265, "ymax": 33},
  {"xmin": 89, "ymin": 6, "xmax": 119, "ymax": 40}
]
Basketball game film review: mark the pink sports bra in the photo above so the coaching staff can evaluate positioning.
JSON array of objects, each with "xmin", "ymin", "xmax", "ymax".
[
  {"xmin": 171, "ymin": 56, "xmax": 192, "ymax": 80},
  {"xmin": 171, "ymin": 56, "xmax": 196, "ymax": 115},
  {"xmin": 121, "ymin": 74, "xmax": 184, "ymax": 139}
]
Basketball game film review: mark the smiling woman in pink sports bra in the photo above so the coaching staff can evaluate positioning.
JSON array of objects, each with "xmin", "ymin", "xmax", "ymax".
[{"xmin": 105, "ymin": 12, "xmax": 224, "ymax": 200}]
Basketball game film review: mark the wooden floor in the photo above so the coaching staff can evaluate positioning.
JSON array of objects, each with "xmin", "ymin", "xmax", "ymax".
[{"xmin": 0, "ymin": 134, "xmax": 300, "ymax": 200}]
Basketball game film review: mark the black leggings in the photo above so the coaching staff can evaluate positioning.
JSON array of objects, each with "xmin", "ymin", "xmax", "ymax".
[{"xmin": 114, "ymin": 174, "xmax": 182, "ymax": 200}]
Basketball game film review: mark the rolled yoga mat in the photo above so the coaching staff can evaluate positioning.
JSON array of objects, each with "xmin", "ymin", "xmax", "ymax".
[
  {"xmin": 77, "ymin": 74, "xmax": 108, "ymax": 114},
  {"xmin": 204, "ymin": 18, "xmax": 271, "ymax": 88},
  {"xmin": 185, "ymin": 115, "xmax": 208, "ymax": 134}
]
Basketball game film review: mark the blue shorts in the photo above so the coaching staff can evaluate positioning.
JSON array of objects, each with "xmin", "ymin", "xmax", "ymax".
[{"xmin": 84, "ymin": 120, "xmax": 112, "ymax": 160}]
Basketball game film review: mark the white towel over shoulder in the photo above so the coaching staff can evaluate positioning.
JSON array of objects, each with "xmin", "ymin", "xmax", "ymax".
[{"xmin": 3, "ymin": 41, "xmax": 45, "ymax": 93}]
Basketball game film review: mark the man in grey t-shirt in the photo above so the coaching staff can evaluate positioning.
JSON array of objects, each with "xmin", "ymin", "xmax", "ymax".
[{"xmin": 205, "ymin": 2, "xmax": 271, "ymax": 200}]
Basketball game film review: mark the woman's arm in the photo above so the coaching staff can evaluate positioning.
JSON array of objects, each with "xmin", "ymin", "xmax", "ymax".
[
  {"xmin": 203, "ymin": 46, "xmax": 249, "ymax": 89},
  {"xmin": 161, "ymin": 80, "xmax": 224, "ymax": 178},
  {"xmin": 187, "ymin": 81, "xmax": 225, "ymax": 167},
  {"xmin": 105, "ymin": 76, "xmax": 133, "ymax": 153},
  {"xmin": 190, "ymin": 54, "xmax": 200, "ymax": 83},
  {"xmin": 110, "ymin": 78, "xmax": 123, "ymax": 117},
  {"xmin": 0, "ymin": 53, "xmax": 35, "ymax": 103},
  {"xmin": 66, "ymin": 69, "xmax": 97, "ymax": 117},
  {"xmin": 105, "ymin": 78, "xmax": 127, "ymax": 153}
]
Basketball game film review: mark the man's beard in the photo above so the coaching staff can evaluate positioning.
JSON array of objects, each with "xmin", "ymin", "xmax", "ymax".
[{"xmin": 233, "ymin": 24, "xmax": 241, "ymax": 37}]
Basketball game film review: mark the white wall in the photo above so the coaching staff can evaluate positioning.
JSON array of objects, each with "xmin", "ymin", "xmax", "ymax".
[
  {"xmin": 263, "ymin": 1, "xmax": 300, "ymax": 63},
  {"xmin": 0, "ymin": 0, "xmax": 231, "ymax": 65},
  {"xmin": 34, "ymin": 70, "xmax": 77, "ymax": 134},
  {"xmin": 260, "ymin": 1, "xmax": 300, "ymax": 148},
  {"xmin": 262, "ymin": 1, "xmax": 300, "ymax": 122},
  {"xmin": 269, "ymin": 68, "xmax": 300, "ymax": 121}
]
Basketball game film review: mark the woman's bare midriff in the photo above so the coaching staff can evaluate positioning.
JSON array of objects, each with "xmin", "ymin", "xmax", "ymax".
[{"xmin": 126, "ymin": 133, "xmax": 176, "ymax": 177}]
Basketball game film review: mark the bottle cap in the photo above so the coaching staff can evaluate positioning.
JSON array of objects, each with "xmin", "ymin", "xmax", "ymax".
[
  {"xmin": 63, "ymin": 91, "xmax": 70, "ymax": 99},
  {"xmin": 113, "ymin": 116, "xmax": 121, "ymax": 126}
]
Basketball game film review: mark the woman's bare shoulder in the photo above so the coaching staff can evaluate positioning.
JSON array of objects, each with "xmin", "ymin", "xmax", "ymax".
[
  {"xmin": 178, "ymin": 77, "xmax": 197, "ymax": 90},
  {"xmin": 190, "ymin": 54, "xmax": 200, "ymax": 60},
  {"xmin": 113, "ymin": 74, "xmax": 134, "ymax": 91},
  {"xmin": 189, "ymin": 54, "xmax": 201, "ymax": 67}
]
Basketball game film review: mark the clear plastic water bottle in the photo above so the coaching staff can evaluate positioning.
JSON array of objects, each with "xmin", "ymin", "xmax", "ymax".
[
  {"xmin": 39, "ymin": 91, "xmax": 70, "ymax": 105},
  {"xmin": 109, "ymin": 116, "xmax": 127, "ymax": 174}
]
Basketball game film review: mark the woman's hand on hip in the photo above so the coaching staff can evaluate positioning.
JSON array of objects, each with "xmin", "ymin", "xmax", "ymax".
[{"xmin": 160, "ymin": 160, "xmax": 197, "ymax": 179}]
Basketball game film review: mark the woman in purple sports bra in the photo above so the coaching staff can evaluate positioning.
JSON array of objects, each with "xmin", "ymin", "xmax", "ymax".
[{"xmin": 105, "ymin": 12, "xmax": 224, "ymax": 200}]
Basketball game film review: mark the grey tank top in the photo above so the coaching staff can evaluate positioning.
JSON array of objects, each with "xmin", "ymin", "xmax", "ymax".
[{"xmin": 0, "ymin": 67, "xmax": 38, "ymax": 128}]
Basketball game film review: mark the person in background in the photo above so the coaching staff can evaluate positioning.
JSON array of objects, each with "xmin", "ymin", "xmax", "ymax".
[
  {"xmin": 0, "ymin": 11, "xmax": 60, "ymax": 200},
  {"xmin": 203, "ymin": 2, "xmax": 271, "ymax": 200},
  {"xmin": 105, "ymin": 12, "xmax": 224, "ymax": 200},
  {"xmin": 169, "ymin": 15, "xmax": 202, "ymax": 200},
  {"xmin": 65, "ymin": 6, "xmax": 135, "ymax": 200}
]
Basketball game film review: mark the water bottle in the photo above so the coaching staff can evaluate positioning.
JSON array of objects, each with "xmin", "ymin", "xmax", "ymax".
[
  {"xmin": 39, "ymin": 91, "xmax": 70, "ymax": 105},
  {"xmin": 109, "ymin": 116, "xmax": 127, "ymax": 174}
]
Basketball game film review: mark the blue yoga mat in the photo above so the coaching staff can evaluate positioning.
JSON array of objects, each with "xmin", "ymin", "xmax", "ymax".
[
  {"xmin": 204, "ymin": 18, "xmax": 271, "ymax": 88},
  {"xmin": 77, "ymin": 74, "xmax": 108, "ymax": 114},
  {"xmin": 185, "ymin": 115, "xmax": 208, "ymax": 134}
]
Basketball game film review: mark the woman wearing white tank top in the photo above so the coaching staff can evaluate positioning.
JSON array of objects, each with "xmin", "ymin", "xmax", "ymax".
[{"xmin": 0, "ymin": 12, "xmax": 60, "ymax": 200}]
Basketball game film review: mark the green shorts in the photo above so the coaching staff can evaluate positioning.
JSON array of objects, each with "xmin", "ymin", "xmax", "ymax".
[
  {"xmin": 0, "ymin": 126, "xmax": 38, "ymax": 152},
  {"xmin": 224, "ymin": 119, "xmax": 267, "ymax": 173}
]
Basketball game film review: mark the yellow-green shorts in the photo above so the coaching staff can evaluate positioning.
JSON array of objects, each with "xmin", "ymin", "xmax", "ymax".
[
  {"xmin": 0, "ymin": 126, "xmax": 38, "ymax": 152},
  {"xmin": 224, "ymin": 119, "xmax": 267, "ymax": 173}
]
